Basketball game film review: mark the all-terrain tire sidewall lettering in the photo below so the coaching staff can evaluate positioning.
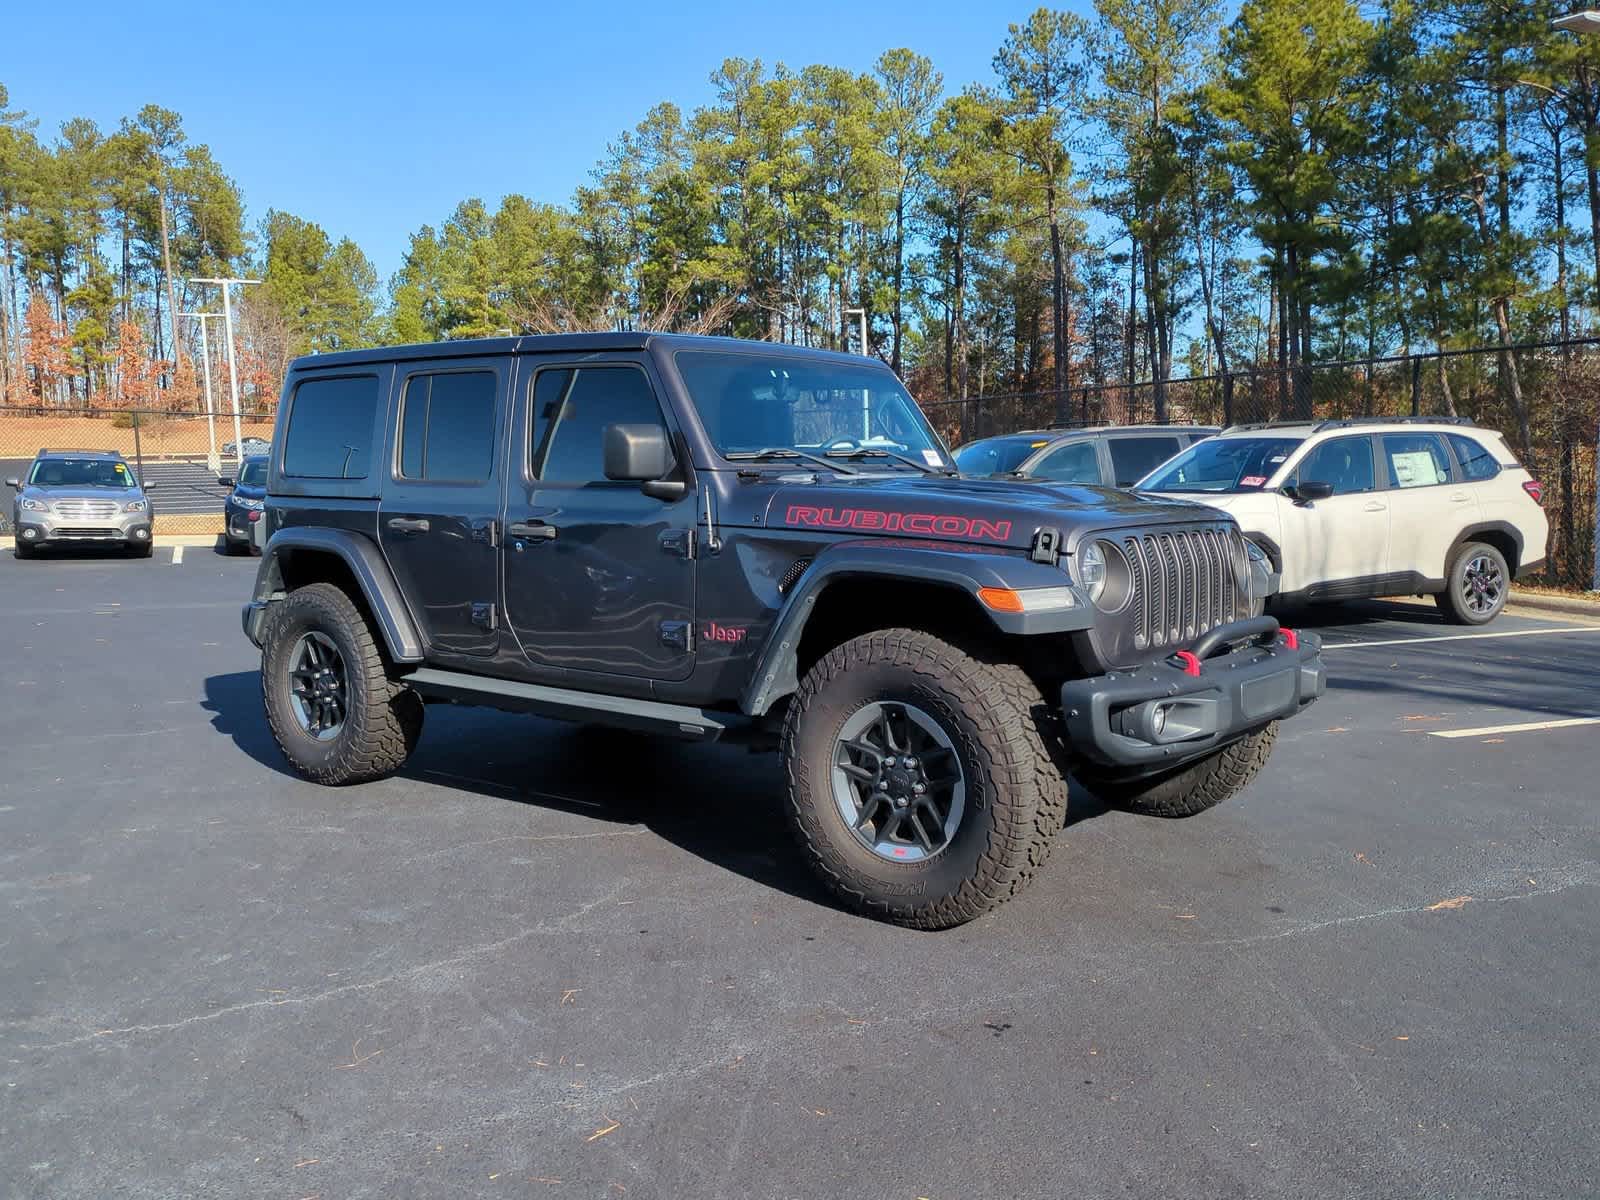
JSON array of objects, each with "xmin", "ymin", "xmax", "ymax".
[
  {"xmin": 781, "ymin": 628, "xmax": 1066, "ymax": 930},
  {"xmin": 260, "ymin": 582, "xmax": 423, "ymax": 785}
]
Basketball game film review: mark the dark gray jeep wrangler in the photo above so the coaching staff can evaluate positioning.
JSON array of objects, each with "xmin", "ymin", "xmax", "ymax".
[{"xmin": 242, "ymin": 334, "xmax": 1325, "ymax": 928}]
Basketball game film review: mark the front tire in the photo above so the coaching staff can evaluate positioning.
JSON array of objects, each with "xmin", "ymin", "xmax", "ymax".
[
  {"xmin": 781, "ymin": 628, "xmax": 1067, "ymax": 930},
  {"xmin": 1077, "ymin": 723, "xmax": 1279, "ymax": 818},
  {"xmin": 261, "ymin": 582, "xmax": 423, "ymax": 785},
  {"xmin": 1436, "ymin": 541, "xmax": 1508, "ymax": 625}
]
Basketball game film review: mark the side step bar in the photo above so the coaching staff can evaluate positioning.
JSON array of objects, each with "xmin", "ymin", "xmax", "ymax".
[{"xmin": 404, "ymin": 667, "xmax": 750, "ymax": 742}]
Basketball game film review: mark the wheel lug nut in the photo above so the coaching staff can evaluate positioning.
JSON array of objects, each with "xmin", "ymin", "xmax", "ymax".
[
  {"xmin": 913, "ymin": 782, "xmax": 926, "ymax": 794},
  {"xmin": 882, "ymin": 756, "xmax": 895, "ymax": 768},
  {"xmin": 893, "ymin": 796, "xmax": 908, "ymax": 809},
  {"xmin": 904, "ymin": 756, "xmax": 918, "ymax": 768}
]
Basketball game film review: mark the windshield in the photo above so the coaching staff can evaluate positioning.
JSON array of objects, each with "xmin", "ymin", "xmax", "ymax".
[
  {"xmin": 953, "ymin": 435, "xmax": 1051, "ymax": 476},
  {"xmin": 1139, "ymin": 437, "xmax": 1302, "ymax": 493},
  {"xmin": 237, "ymin": 460, "xmax": 268, "ymax": 486},
  {"xmin": 675, "ymin": 350, "xmax": 951, "ymax": 469},
  {"xmin": 28, "ymin": 458, "xmax": 138, "ymax": 489}
]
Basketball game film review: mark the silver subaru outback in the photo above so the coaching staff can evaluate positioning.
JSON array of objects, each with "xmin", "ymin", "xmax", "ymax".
[{"xmin": 7, "ymin": 449, "xmax": 156, "ymax": 558}]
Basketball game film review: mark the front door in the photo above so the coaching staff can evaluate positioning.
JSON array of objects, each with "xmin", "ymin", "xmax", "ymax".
[
  {"xmin": 378, "ymin": 361, "xmax": 506, "ymax": 658},
  {"xmin": 1277, "ymin": 434, "xmax": 1389, "ymax": 594},
  {"xmin": 501, "ymin": 357, "xmax": 697, "ymax": 681}
]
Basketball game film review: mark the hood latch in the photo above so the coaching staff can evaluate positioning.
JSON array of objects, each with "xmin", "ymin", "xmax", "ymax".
[{"xmin": 1030, "ymin": 527, "xmax": 1062, "ymax": 566}]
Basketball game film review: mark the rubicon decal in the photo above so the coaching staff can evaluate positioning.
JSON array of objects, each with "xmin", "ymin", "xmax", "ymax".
[{"xmin": 785, "ymin": 505, "xmax": 1012, "ymax": 541}]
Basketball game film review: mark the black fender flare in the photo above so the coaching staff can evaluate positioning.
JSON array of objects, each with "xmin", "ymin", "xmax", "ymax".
[
  {"xmin": 1444, "ymin": 521, "xmax": 1525, "ymax": 575},
  {"xmin": 739, "ymin": 539, "xmax": 1092, "ymax": 716},
  {"xmin": 251, "ymin": 527, "xmax": 425, "ymax": 662}
]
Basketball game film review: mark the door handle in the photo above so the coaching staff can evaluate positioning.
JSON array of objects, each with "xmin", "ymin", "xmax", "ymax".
[
  {"xmin": 387, "ymin": 517, "xmax": 430, "ymax": 533},
  {"xmin": 1363, "ymin": 501, "xmax": 1386, "ymax": 512},
  {"xmin": 1450, "ymin": 492, "xmax": 1471, "ymax": 502},
  {"xmin": 507, "ymin": 521, "xmax": 558, "ymax": 541}
]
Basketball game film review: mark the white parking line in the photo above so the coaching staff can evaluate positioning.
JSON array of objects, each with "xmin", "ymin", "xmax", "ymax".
[
  {"xmin": 1323, "ymin": 626, "xmax": 1600, "ymax": 650},
  {"xmin": 171, "ymin": 544, "xmax": 184, "ymax": 565},
  {"xmin": 1431, "ymin": 716, "xmax": 1600, "ymax": 739}
]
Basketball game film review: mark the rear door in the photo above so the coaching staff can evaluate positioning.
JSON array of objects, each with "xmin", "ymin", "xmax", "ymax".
[
  {"xmin": 378, "ymin": 360, "xmax": 506, "ymax": 659},
  {"xmin": 501, "ymin": 355, "xmax": 697, "ymax": 682},
  {"xmin": 1276, "ymin": 434, "xmax": 1388, "ymax": 593},
  {"xmin": 1106, "ymin": 434, "xmax": 1184, "ymax": 488},
  {"xmin": 1378, "ymin": 432, "xmax": 1475, "ymax": 583}
]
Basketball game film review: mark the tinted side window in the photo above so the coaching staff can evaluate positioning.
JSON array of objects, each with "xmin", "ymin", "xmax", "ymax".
[
  {"xmin": 1108, "ymin": 436, "xmax": 1181, "ymax": 486},
  {"xmin": 397, "ymin": 371, "xmax": 497, "ymax": 482},
  {"xmin": 1294, "ymin": 436, "xmax": 1376, "ymax": 495},
  {"xmin": 283, "ymin": 375, "xmax": 378, "ymax": 479},
  {"xmin": 1031, "ymin": 440, "xmax": 1101, "ymax": 483},
  {"xmin": 532, "ymin": 366, "xmax": 665, "ymax": 484},
  {"xmin": 1382, "ymin": 433, "xmax": 1454, "ymax": 488},
  {"xmin": 1448, "ymin": 433, "xmax": 1501, "ymax": 481}
]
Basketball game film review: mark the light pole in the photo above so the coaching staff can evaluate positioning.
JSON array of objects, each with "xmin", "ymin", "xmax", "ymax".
[
  {"xmin": 188, "ymin": 277, "xmax": 261, "ymax": 467},
  {"xmin": 179, "ymin": 311, "xmax": 224, "ymax": 472},
  {"xmin": 1554, "ymin": 10, "xmax": 1600, "ymax": 590},
  {"xmin": 842, "ymin": 307, "xmax": 869, "ymax": 357}
]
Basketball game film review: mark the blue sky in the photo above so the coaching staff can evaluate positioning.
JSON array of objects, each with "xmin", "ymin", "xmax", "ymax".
[{"xmin": 3, "ymin": 0, "xmax": 1083, "ymax": 282}]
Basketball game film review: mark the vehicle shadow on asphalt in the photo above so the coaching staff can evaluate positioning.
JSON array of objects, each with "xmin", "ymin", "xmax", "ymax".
[
  {"xmin": 201, "ymin": 670, "xmax": 1107, "ymax": 914},
  {"xmin": 1271, "ymin": 597, "xmax": 1450, "ymax": 632}
]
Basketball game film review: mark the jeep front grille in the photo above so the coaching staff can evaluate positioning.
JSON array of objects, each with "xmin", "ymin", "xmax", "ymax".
[{"xmin": 1122, "ymin": 525, "xmax": 1244, "ymax": 651}]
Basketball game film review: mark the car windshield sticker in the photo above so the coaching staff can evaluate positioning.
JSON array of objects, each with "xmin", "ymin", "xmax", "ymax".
[
  {"xmin": 1268, "ymin": 455, "xmax": 1287, "ymax": 464},
  {"xmin": 114, "ymin": 463, "xmax": 130, "ymax": 480},
  {"xmin": 1239, "ymin": 475, "xmax": 1267, "ymax": 488},
  {"xmin": 921, "ymin": 449, "xmax": 944, "ymax": 466},
  {"xmin": 1391, "ymin": 450, "xmax": 1444, "ymax": 487}
]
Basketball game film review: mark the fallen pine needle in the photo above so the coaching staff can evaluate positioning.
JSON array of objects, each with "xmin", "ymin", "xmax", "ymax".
[
  {"xmin": 1425, "ymin": 896, "xmax": 1473, "ymax": 911},
  {"xmin": 1394, "ymin": 1035, "xmax": 1410, "ymax": 1041},
  {"xmin": 561, "ymin": 989, "xmax": 580, "ymax": 1005},
  {"xmin": 1173, "ymin": 913, "xmax": 1197, "ymax": 920},
  {"xmin": 527, "ymin": 1177, "xmax": 562, "ymax": 1185},
  {"xmin": 294, "ymin": 1158, "xmax": 319, "ymax": 1168},
  {"xmin": 587, "ymin": 1119, "xmax": 622, "ymax": 1142}
]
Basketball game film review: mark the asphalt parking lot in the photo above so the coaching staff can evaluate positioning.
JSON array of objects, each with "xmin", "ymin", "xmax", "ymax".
[{"xmin": 2, "ymin": 549, "xmax": 1597, "ymax": 1199}]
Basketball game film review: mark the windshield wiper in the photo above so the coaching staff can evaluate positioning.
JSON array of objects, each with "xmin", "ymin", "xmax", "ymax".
[
  {"xmin": 725, "ymin": 448, "xmax": 859, "ymax": 475},
  {"xmin": 824, "ymin": 447, "xmax": 954, "ymax": 476}
]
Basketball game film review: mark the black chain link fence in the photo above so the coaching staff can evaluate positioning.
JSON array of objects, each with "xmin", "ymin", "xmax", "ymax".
[{"xmin": 919, "ymin": 340, "xmax": 1600, "ymax": 592}]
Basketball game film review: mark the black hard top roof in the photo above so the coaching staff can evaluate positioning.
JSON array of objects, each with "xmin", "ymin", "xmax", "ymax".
[{"xmin": 289, "ymin": 332, "xmax": 883, "ymax": 373}]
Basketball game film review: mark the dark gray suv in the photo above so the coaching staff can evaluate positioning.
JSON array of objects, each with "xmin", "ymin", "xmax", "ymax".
[{"xmin": 7, "ymin": 449, "xmax": 156, "ymax": 558}]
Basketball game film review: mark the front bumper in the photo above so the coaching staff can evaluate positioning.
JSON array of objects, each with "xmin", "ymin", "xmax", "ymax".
[
  {"xmin": 1061, "ymin": 617, "xmax": 1325, "ymax": 772},
  {"xmin": 15, "ymin": 519, "xmax": 152, "ymax": 546}
]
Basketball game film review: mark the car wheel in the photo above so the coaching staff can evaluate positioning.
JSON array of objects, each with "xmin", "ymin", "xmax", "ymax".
[
  {"xmin": 1436, "ymin": 541, "xmax": 1508, "ymax": 625},
  {"xmin": 781, "ymin": 628, "xmax": 1068, "ymax": 929},
  {"xmin": 261, "ymin": 582, "xmax": 423, "ymax": 785},
  {"xmin": 1076, "ymin": 722, "xmax": 1278, "ymax": 818}
]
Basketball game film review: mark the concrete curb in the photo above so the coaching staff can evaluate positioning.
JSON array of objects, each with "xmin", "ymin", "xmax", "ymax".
[
  {"xmin": 0, "ymin": 533, "xmax": 223, "ymax": 550},
  {"xmin": 1508, "ymin": 588, "xmax": 1600, "ymax": 619}
]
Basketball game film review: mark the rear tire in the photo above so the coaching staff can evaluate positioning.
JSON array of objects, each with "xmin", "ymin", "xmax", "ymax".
[
  {"xmin": 1436, "ymin": 541, "xmax": 1508, "ymax": 625},
  {"xmin": 781, "ymin": 628, "xmax": 1067, "ymax": 930},
  {"xmin": 261, "ymin": 582, "xmax": 423, "ymax": 785},
  {"xmin": 1077, "ymin": 722, "xmax": 1279, "ymax": 818}
]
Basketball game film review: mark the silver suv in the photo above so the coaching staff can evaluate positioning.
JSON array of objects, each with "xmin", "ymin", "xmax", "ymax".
[{"xmin": 7, "ymin": 449, "xmax": 156, "ymax": 558}]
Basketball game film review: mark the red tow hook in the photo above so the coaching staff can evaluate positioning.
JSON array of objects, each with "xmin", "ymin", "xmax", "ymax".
[
  {"xmin": 1280, "ymin": 628, "xmax": 1299, "ymax": 650},
  {"xmin": 1173, "ymin": 650, "xmax": 1202, "ymax": 677}
]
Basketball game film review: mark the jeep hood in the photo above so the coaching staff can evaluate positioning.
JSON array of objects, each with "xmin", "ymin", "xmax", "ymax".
[{"xmin": 757, "ymin": 473, "xmax": 1232, "ymax": 552}]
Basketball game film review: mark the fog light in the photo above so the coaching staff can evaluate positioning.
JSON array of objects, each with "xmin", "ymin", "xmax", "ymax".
[
  {"xmin": 21, "ymin": 527, "xmax": 38, "ymax": 540},
  {"xmin": 134, "ymin": 528, "xmax": 150, "ymax": 540},
  {"xmin": 1152, "ymin": 705, "xmax": 1168, "ymax": 736}
]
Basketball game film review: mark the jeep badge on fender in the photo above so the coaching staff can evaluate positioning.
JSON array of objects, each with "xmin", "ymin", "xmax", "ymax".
[{"xmin": 240, "ymin": 333, "xmax": 1326, "ymax": 929}]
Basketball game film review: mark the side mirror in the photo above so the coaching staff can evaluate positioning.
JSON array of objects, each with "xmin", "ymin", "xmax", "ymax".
[
  {"xmin": 218, "ymin": 477, "xmax": 234, "ymax": 488},
  {"xmin": 141, "ymin": 480, "xmax": 157, "ymax": 491},
  {"xmin": 4, "ymin": 478, "xmax": 19, "ymax": 489},
  {"xmin": 603, "ymin": 423, "xmax": 673, "ymax": 482},
  {"xmin": 1289, "ymin": 480, "xmax": 1334, "ymax": 504}
]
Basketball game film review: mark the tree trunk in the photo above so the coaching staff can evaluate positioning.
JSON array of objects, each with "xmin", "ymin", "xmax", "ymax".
[
  {"xmin": 1046, "ymin": 177, "xmax": 1068, "ymax": 422},
  {"xmin": 1188, "ymin": 182, "xmax": 1228, "ymax": 380},
  {"xmin": 1471, "ymin": 174, "xmax": 1531, "ymax": 455},
  {"xmin": 954, "ymin": 228, "xmax": 968, "ymax": 402},
  {"xmin": 157, "ymin": 189, "xmax": 184, "ymax": 380},
  {"xmin": 891, "ymin": 192, "xmax": 905, "ymax": 375}
]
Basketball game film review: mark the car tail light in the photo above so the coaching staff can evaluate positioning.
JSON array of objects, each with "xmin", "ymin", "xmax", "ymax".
[{"xmin": 1522, "ymin": 480, "xmax": 1543, "ymax": 505}]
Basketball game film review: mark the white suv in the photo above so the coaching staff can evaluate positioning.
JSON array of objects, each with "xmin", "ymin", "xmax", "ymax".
[{"xmin": 1137, "ymin": 419, "xmax": 1548, "ymax": 624}]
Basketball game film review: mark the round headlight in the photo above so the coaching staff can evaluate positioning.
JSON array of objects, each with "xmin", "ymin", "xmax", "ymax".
[{"xmin": 1078, "ymin": 541, "xmax": 1107, "ymax": 604}]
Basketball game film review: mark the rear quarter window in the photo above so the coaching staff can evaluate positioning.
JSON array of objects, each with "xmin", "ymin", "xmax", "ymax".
[
  {"xmin": 283, "ymin": 375, "xmax": 380, "ymax": 479},
  {"xmin": 1447, "ymin": 433, "xmax": 1503, "ymax": 481}
]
